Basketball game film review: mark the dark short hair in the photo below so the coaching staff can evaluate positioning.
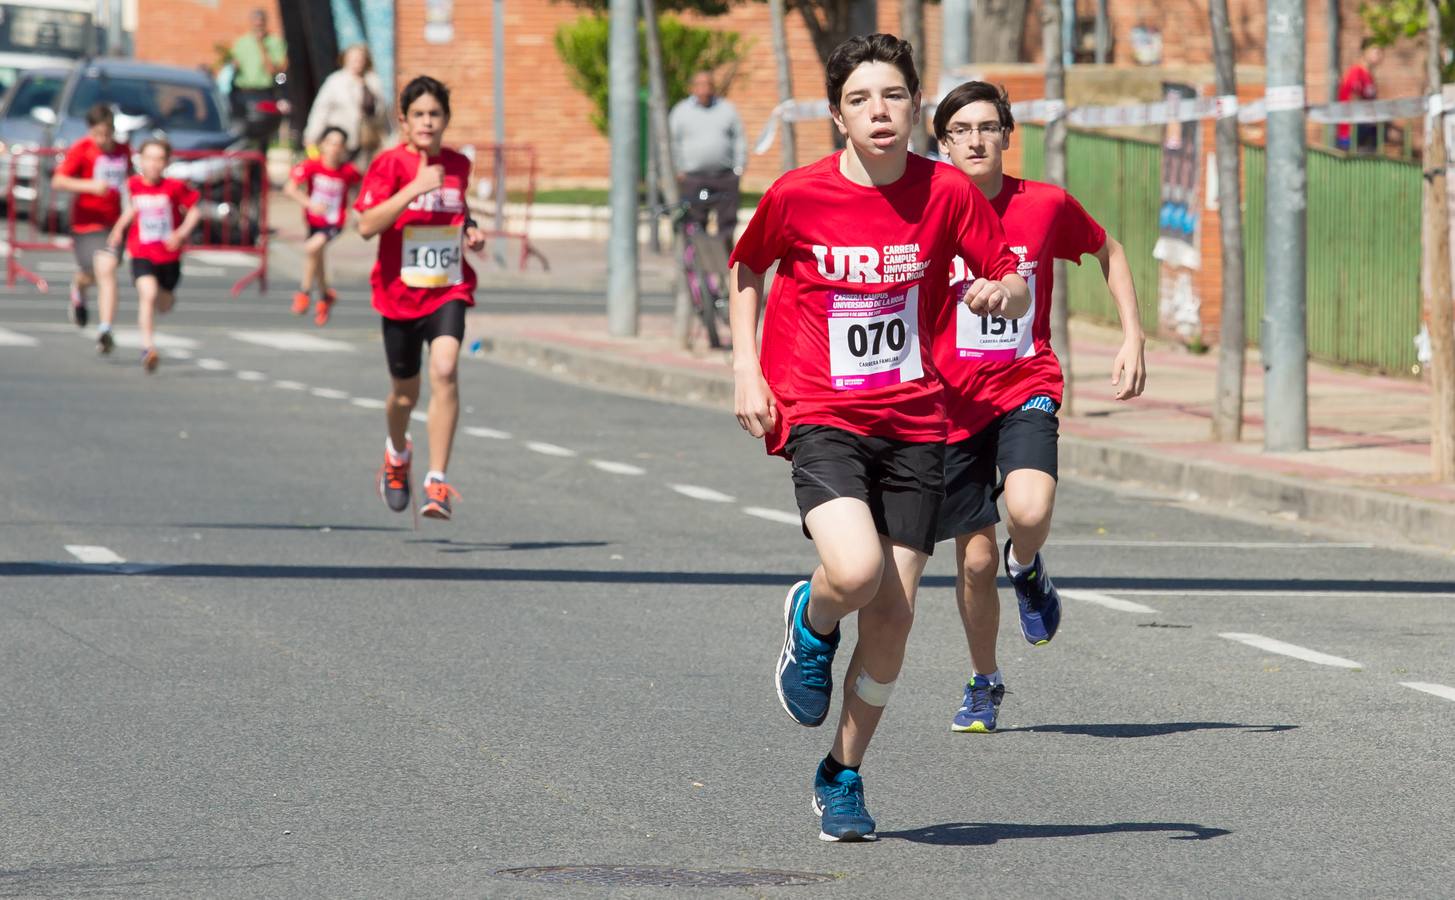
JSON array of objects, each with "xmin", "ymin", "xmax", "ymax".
[
  {"xmin": 399, "ymin": 75, "xmax": 450, "ymax": 119},
  {"xmin": 825, "ymin": 33, "xmax": 919, "ymax": 109},
  {"xmin": 933, "ymin": 81, "xmax": 1015, "ymax": 142},
  {"xmin": 1360, "ymin": 36, "xmax": 1381, "ymax": 51},
  {"xmin": 319, "ymin": 125, "xmax": 349, "ymax": 145},
  {"xmin": 139, "ymin": 136, "xmax": 171, "ymax": 157},
  {"xmin": 85, "ymin": 102, "xmax": 114, "ymax": 127}
]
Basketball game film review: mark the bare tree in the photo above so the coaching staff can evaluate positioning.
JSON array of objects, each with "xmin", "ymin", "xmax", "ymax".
[
  {"xmin": 1042, "ymin": 0, "xmax": 1072, "ymax": 414},
  {"xmin": 1209, "ymin": 0, "xmax": 1246, "ymax": 441},
  {"xmin": 769, "ymin": 0, "xmax": 797, "ymax": 169},
  {"xmin": 901, "ymin": 0, "xmax": 928, "ymax": 153},
  {"xmin": 972, "ymin": 0, "xmax": 1031, "ymax": 62},
  {"xmin": 1423, "ymin": 0, "xmax": 1455, "ymax": 478},
  {"xmin": 640, "ymin": 0, "xmax": 695, "ymax": 346}
]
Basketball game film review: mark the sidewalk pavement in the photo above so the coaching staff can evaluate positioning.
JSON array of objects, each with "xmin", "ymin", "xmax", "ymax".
[{"xmin": 261, "ymin": 189, "xmax": 1455, "ymax": 554}]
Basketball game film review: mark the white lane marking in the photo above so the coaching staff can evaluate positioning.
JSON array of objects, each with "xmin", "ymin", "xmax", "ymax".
[
  {"xmin": 180, "ymin": 265, "xmax": 227, "ymax": 277},
  {"xmin": 235, "ymin": 370, "xmax": 267, "ymax": 382},
  {"xmin": 1051, "ymin": 539, "xmax": 1377, "ymax": 550},
  {"xmin": 590, "ymin": 459, "xmax": 645, "ymax": 476},
  {"xmin": 1060, "ymin": 589, "xmax": 1158, "ymax": 614},
  {"xmin": 409, "ymin": 410, "xmax": 429, "ymax": 423},
  {"xmin": 351, "ymin": 397, "xmax": 387, "ymax": 409},
  {"xmin": 65, "ymin": 545, "xmax": 125, "ymax": 564},
  {"xmin": 187, "ymin": 250, "xmax": 256, "ymax": 267},
  {"xmin": 194, "ymin": 358, "xmax": 229, "ymax": 371},
  {"xmin": 671, "ymin": 484, "xmax": 735, "ymax": 503},
  {"xmin": 525, "ymin": 441, "xmax": 577, "ymax": 458},
  {"xmin": 1400, "ymin": 682, "xmax": 1455, "ymax": 703},
  {"xmin": 108, "ymin": 329, "xmax": 197, "ymax": 350},
  {"xmin": 465, "ymin": 426, "xmax": 512, "ymax": 440},
  {"xmin": 169, "ymin": 348, "xmax": 194, "ymax": 360},
  {"xmin": 37, "ymin": 261, "xmax": 76, "ymax": 274},
  {"xmin": 310, "ymin": 387, "xmax": 349, "ymax": 400},
  {"xmin": 1108, "ymin": 589, "xmax": 1455, "ymax": 600},
  {"xmin": 1218, "ymin": 633, "xmax": 1363, "ymax": 669},
  {"xmin": 229, "ymin": 330, "xmax": 354, "ymax": 352},
  {"xmin": 0, "ymin": 327, "xmax": 39, "ymax": 346},
  {"xmin": 743, "ymin": 506, "xmax": 800, "ymax": 525},
  {"xmin": 274, "ymin": 379, "xmax": 306, "ymax": 390}
]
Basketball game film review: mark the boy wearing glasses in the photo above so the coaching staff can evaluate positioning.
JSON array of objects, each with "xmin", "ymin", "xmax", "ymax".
[{"xmin": 931, "ymin": 81, "xmax": 1146, "ymax": 733}]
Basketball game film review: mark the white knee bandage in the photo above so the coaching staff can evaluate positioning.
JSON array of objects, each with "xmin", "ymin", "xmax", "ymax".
[{"xmin": 854, "ymin": 671, "xmax": 896, "ymax": 707}]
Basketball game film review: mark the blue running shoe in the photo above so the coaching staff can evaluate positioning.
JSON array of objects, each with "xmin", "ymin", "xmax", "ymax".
[
  {"xmin": 1006, "ymin": 538, "xmax": 1062, "ymax": 645},
  {"xmin": 775, "ymin": 580, "xmax": 838, "ymax": 727},
  {"xmin": 813, "ymin": 766, "xmax": 877, "ymax": 842},
  {"xmin": 951, "ymin": 674, "xmax": 1006, "ymax": 733}
]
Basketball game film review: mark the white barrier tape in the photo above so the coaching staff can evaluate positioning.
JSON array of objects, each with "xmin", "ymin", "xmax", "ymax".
[
  {"xmin": 1216, "ymin": 94, "xmax": 1240, "ymax": 118},
  {"xmin": 753, "ymin": 98, "xmax": 835, "ymax": 155},
  {"xmin": 1264, "ymin": 84, "xmax": 1305, "ymax": 112},
  {"xmin": 1309, "ymin": 95, "xmax": 1431, "ymax": 124}
]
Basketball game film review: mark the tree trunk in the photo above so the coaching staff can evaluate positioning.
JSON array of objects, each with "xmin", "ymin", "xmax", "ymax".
[
  {"xmin": 770, "ymin": 0, "xmax": 797, "ymax": 170},
  {"xmin": 1042, "ymin": 0, "xmax": 1072, "ymax": 414},
  {"xmin": 639, "ymin": 0, "xmax": 692, "ymax": 346},
  {"xmin": 1424, "ymin": 0, "xmax": 1455, "ymax": 479},
  {"xmin": 795, "ymin": 0, "xmax": 865, "ymax": 149},
  {"xmin": 972, "ymin": 0, "xmax": 1030, "ymax": 63},
  {"xmin": 1209, "ymin": 0, "xmax": 1246, "ymax": 442},
  {"xmin": 901, "ymin": 0, "xmax": 927, "ymax": 154}
]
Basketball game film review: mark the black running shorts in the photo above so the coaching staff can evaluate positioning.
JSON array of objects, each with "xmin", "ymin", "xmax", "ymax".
[
  {"xmin": 936, "ymin": 395, "xmax": 1060, "ymax": 542},
  {"xmin": 309, "ymin": 224, "xmax": 343, "ymax": 241},
  {"xmin": 785, "ymin": 424, "xmax": 946, "ymax": 556},
  {"xmin": 380, "ymin": 299, "xmax": 468, "ymax": 380},
  {"xmin": 131, "ymin": 257, "xmax": 181, "ymax": 292}
]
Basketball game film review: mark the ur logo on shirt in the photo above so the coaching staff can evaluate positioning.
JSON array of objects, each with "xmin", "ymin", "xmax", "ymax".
[{"xmin": 814, "ymin": 245, "xmax": 881, "ymax": 283}]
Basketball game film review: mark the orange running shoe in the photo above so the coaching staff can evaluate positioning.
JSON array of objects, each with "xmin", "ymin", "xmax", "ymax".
[
  {"xmin": 141, "ymin": 347, "xmax": 160, "ymax": 373},
  {"xmin": 419, "ymin": 478, "xmax": 460, "ymax": 520},
  {"xmin": 291, "ymin": 291, "xmax": 310, "ymax": 315},
  {"xmin": 377, "ymin": 443, "xmax": 412, "ymax": 513},
  {"xmin": 314, "ymin": 290, "xmax": 336, "ymax": 326}
]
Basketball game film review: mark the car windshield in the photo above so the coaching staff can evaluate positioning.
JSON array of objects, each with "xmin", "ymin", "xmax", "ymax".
[
  {"xmin": 4, "ymin": 73, "xmax": 63, "ymax": 120},
  {"xmin": 67, "ymin": 75, "xmax": 224, "ymax": 132}
]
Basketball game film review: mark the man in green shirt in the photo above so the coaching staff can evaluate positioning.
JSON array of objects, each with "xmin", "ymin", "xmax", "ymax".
[{"xmin": 231, "ymin": 8, "xmax": 287, "ymax": 91}]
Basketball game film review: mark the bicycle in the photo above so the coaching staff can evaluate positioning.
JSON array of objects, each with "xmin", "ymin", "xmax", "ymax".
[{"xmin": 656, "ymin": 188, "xmax": 732, "ymax": 350}]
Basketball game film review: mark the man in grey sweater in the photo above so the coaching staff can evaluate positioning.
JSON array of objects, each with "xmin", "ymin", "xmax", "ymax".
[{"xmin": 669, "ymin": 70, "xmax": 746, "ymax": 252}]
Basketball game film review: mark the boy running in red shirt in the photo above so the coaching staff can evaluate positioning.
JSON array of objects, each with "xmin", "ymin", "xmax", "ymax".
[
  {"xmin": 731, "ymin": 36, "xmax": 1027, "ymax": 842},
  {"xmin": 355, "ymin": 76, "xmax": 485, "ymax": 521},
  {"xmin": 285, "ymin": 126, "xmax": 362, "ymax": 325},
  {"xmin": 931, "ymin": 82, "xmax": 1146, "ymax": 733},
  {"xmin": 50, "ymin": 103, "xmax": 130, "ymax": 351},
  {"xmin": 107, "ymin": 138, "xmax": 201, "ymax": 374}
]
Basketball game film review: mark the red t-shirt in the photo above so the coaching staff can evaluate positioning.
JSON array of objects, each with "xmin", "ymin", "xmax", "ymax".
[
  {"xmin": 936, "ymin": 176, "xmax": 1106, "ymax": 443},
  {"xmin": 1336, "ymin": 64, "xmax": 1376, "ymax": 143},
  {"xmin": 730, "ymin": 152, "xmax": 1019, "ymax": 456},
  {"xmin": 353, "ymin": 144, "xmax": 476, "ymax": 320},
  {"xmin": 56, "ymin": 137, "xmax": 131, "ymax": 233},
  {"xmin": 125, "ymin": 176, "xmax": 200, "ymax": 264},
  {"xmin": 291, "ymin": 158, "xmax": 362, "ymax": 228}
]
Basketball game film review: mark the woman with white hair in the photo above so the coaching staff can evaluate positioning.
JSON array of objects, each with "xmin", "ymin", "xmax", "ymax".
[{"xmin": 304, "ymin": 43, "xmax": 390, "ymax": 165}]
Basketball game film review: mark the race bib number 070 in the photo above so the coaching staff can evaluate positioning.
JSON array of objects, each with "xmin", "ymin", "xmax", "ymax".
[
  {"xmin": 827, "ymin": 285, "xmax": 923, "ymax": 391},
  {"xmin": 400, "ymin": 225, "xmax": 463, "ymax": 289}
]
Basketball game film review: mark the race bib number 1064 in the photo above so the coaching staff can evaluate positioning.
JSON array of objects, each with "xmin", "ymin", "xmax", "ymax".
[
  {"xmin": 827, "ymin": 285, "xmax": 923, "ymax": 391},
  {"xmin": 400, "ymin": 225, "xmax": 463, "ymax": 289}
]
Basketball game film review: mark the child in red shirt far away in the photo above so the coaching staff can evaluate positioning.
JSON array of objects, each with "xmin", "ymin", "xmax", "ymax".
[
  {"xmin": 49, "ymin": 103, "xmax": 130, "ymax": 351},
  {"xmin": 284, "ymin": 126, "xmax": 362, "ymax": 325},
  {"xmin": 106, "ymin": 138, "xmax": 201, "ymax": 374},
  {"xmin": 355, "ymin": 76, "xmax": 485, "ymax": 522},
  {"xmin": 730, "ymin": 34, "xmax": 1027, "ymax": 842}
]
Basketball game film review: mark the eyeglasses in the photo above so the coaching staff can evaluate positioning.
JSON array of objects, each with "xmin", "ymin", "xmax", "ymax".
[{"xmin": 944, "ymin": 123, "xmax": 1006, "ymax": 143}]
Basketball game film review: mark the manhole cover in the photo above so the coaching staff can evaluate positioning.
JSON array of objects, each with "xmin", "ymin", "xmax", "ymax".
[{"xmin": 494, "ymin": 865, "xmax": 837, "ymax": 887}]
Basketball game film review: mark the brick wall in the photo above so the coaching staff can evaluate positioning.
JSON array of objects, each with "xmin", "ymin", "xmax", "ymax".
[{"xmin": 135, "ymin": 0, "xmax": 263, "ymax": 73}]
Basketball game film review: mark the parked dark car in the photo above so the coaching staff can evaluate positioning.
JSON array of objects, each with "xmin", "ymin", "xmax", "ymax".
[{"xmin": 1, "ymin": 58, "xmax": 263, "ymax": 245}]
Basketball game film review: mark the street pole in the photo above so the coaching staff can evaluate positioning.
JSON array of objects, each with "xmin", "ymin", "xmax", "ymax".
[
  {"xmin": 1209, "ymin": 0, "xmax": 1246, "ymax": 442},
  {"xmin": 942, "ymin": 0, "xmax": 970, "ymax": 71},
  {"xmin": 1262, "ymin": 0, "xmax": 1308, "ymax": 451},
  {"xmin": 1326, "ymin": 0, "xmax": 1340, "ymax": 147},
  {"xmin": 901, "ymin": 0, "xmax": 927, "ymax": 154},
  {"xmin": 640, "ymin": 0, "xmax": 690, "ymax": 345},
  {"xmin": 769, "ymin": 0, "xmax": 796, "ymax": 170},
  {"xmin": 1043, "ymin": 0, "xmax": 1073, "ymax": 414},
  {"xmin": 607, "ymin": 0, "xmax": 640, "ymax": 337},
  {"xmin": 1422, "ymin": 0, "xmax": 1455, "ymax": 479},
  {"xmin": 1061, "ymin": 0, "xmax": 1075, "ymax": 67},
  {"xmin": 1094, "ymin": 0, "xmax": 1110, "ymax": 65},
  {"xmin": 492, "ymin": 0, "xmax": 507, "ymax": 267}
]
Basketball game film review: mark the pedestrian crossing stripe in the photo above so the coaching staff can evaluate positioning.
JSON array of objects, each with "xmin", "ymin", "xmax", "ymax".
[
  {"xmin": 230, "ymin": 330, "xmax": 355, "ymax": 352},
  {"xmin": 0, "ymin": 327, "xmax": 39, "ymax": 346}
]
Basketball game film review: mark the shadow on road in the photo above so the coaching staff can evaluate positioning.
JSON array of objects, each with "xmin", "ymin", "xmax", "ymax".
[
  {"xmin": 879, "ymin": 821, "xmax": 1232, "ymax": 846},
  {"xmin": 998, "ymin": 722, "xmax": 1297, "ymax": 738},
  {"xmin": 404, "ymin": 539, "xmax": 611, "ymax": 554}
]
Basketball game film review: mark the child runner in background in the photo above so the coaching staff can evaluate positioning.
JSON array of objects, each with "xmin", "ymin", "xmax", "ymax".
[
  {"xmin": 107, "ymin": 138, "xmax": 201, "ymax": 374},
  {"xmin": 285, "ymin": 126, "xmax": 362, "ymax": 326}
]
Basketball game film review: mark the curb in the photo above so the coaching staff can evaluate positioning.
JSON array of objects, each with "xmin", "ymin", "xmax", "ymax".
[{"xmin": 479, "ymin": 332, "xmax": 1455, "ymax": 556}]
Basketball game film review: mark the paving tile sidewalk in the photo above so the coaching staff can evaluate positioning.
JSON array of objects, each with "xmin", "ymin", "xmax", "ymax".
[{"xmin": 471, "ymin": 309, "xmax": 1455, "ymax": 554}]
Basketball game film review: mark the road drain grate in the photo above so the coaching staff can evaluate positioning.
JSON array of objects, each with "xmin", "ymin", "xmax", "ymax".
[{"xmin": 493, "ymin": 865, "xmax": 838, "ymax": 887}]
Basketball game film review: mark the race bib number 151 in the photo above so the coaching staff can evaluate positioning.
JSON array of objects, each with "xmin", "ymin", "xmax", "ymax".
[{"xmin": 828, "ymin": 285, "xmax": 922, "ymax": 391}]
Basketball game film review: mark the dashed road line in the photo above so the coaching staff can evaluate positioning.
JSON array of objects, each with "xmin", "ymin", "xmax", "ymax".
[
  {"xmin": 671, "ymin": 484, "xmax": 735, "ymax": 503},
  {"xmin": 0, "ymin": 327, "xmax": 39, "ymax": 346},
  {"xmin": 1399, "ymin": 682, "xmax": 1455, "ymax": 703},
  {"xmin": 351, "ymin": 397, "xmax": 387, "ymax": 409},
  {"xmin": 410, "ymin": 411, "xmax": 429, "ymax": 423},
  {"xmin": 195, "ymin": 358, "xmax": 229, "ymax": 371},
  {"xmin": 465, "ymin": 426, "xmax": 512, "ymax": 440},
  {"xmin": 230, "ymin": 330, "xmax": 354, "ymax": 352},
  {"xmin": 525, "ymin": 441, "xmax": 577, "ymax": 458},
  {"xmin": 1060, "ymin": 589, "xmax": 1158, "ymax": 614},
  {"xmin": 108, "ymin": 330, "xmax": 197, "ymax": 350},
  {"xmin": 64, "ymin": 545, "xmax": 125, "ymax": 565},
  {"xmin": 1050, "ymin": 539, "xmax": 1378, "ymax": 550},
  {"xmin": 742, "ymin": 506, "xmax": 800, "ymax": 525},
  {"xmin": 589, "ymin": 459, "xmax": 645, "ymax": 476},
  {"xmin": 1219, "ymin": 633, "xmax": 1363, "ymax": 669},
  {"xmin": 235, "ymin": 370, "xmax": 267, "ymax": 382},
  {"xmin": 310, "ymin": 387, "xmax": 350, "ymax": 400},
  {"xmin": 274, "ymin": 380, "xmax": 306, "ymax": 390}
]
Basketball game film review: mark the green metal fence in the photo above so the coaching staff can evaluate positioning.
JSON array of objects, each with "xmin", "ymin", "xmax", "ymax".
[{"xmin": 1018, "ymin": 123, "xmax": 1423, "ymax": 374}]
